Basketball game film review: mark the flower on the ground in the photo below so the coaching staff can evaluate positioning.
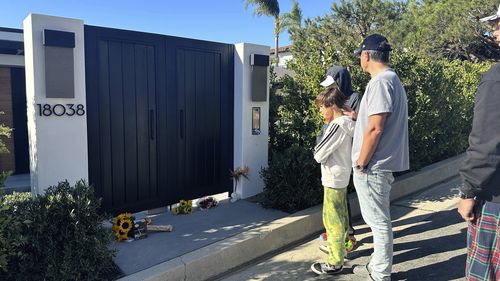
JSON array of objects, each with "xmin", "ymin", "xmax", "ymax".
[
  {"xmin": 172, "ymin": 199, "xmax": 193, "ymax": 215},
  {"xmin": 198, "ymin": 196, "xmax": 218, "ymax": 210},
  {"xmin": 113, "ymin": 213, "xmax": 134, "ymax": 241},
  {"xmin": 180, "ymin": 200, "xmax": 187, "ymax": 208}
]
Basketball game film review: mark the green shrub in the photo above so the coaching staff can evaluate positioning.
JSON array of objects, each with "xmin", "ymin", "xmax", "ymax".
[
  {"xmin": 0, "ymin": 180, "xmax": 118, "ymax": 281},
  {"xmin": 261, "ymin": 146, "xmax": 322, "ymax": 213},
  {"xmin": 391, "ymin": 52, "xmax": 491, "ymax": 169},
  {"xmin": 0, "ymin": 111, "xmax": 12, "ymax": 154},
  {"xmin": 269, "ymin": 75, "xmax": 321, "ymax": 155},
  {"xmin": 273, "ymin": 51, "xmax": 490, "ymax": 171},
  {"xmin": 1, "ymin": 191, "xmax": 31, "ymax": 206},
  {"xmin": 0, "ymin": 171, "xmax": 12, "ymax": 198},
  {"xmin": 265, "ymin": 52, "xmax": 489, "ymax": 212},
  {"xmin": 0, "ymin": 204, "xmax": 24, "ymax": 272},
  {"xmin": 0, "ymin": 171, "xmax": 10, "ymax": 188},
  {"xmin": 263, "ymin": 0, "xmax": 492, "ymax": 213}
]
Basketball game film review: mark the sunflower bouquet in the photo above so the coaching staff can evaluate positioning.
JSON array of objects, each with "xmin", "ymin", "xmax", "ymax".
[
  {"xmin": 172, "ymin": 199, "xmax": 193, "ymax": 215},
  {"xmin": 112, "ymin": 213, "xmax": 134, "ymax": 241}
]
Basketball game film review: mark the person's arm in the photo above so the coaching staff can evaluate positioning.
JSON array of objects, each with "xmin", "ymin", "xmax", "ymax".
[
  {"xmin": 314, "ymin": 123, "xmax": 348, "ymax": 164},
  {"xmin": 459, "ymin": 79, "xmax": 500, "ymax": 197},
  {"xmin": 355, "ymin": 80, "xmax": 392, "ymax": 169},
  {"xmin": 356, "ymin": 113, "xmax": 388, "ymax": 168},
  {"xmin": 458, "ymin": 73, "xmax": 500, "ymax": 222}
]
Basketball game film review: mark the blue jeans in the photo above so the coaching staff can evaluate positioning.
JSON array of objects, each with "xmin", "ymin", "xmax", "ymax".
[{"xmin": 354, "ymin": 169, "xmax": 394, "ymax": 281}]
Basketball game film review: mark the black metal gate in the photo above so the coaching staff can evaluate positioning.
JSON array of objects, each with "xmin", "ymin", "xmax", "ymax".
[{"xmin": 85, "ymin": 26, "xmax": 233, "ymax": 213}]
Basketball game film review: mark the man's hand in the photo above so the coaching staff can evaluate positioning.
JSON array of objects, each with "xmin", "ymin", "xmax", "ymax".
[{"xmin": 458, "ymin": 198, "xmax": 476, "ymax": 223}]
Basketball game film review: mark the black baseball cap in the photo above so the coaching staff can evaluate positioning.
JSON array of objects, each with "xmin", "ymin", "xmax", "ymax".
[{"xmin": 354, "ymin": 34, "xmax": 392, "ymax": 56}]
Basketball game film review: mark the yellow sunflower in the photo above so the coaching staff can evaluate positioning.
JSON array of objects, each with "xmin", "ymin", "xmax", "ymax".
[
  {"xmin": 113, "ymin": 213, "xmax": 134, "ymax": 241},
  {"xmin": 115, "ymin": 230, "xmax": 129, "ymax": 241},
  {"xmin": 172, "ymin": 206, "xmax": 180, "ymax": 215}
]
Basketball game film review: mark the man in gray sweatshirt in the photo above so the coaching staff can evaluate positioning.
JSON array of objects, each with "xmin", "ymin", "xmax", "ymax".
[{"xmin": 458, "ymin": 5, "xmax": 500, "ymax": 280}]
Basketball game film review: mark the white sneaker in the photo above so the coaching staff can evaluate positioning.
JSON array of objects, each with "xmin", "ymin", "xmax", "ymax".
[{"xmin": 310, "ymin": 262, "xmax": 343, "ymax": 275}]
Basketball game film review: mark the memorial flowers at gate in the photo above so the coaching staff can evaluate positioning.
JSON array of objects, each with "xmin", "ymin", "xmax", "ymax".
[
  {"xmin": 172, "ymin": 199, "xmax": 193, "ymax": 215},
  {"xmin": 230, "ymin": 165, "xmax": 250, "ymax": 202},
  {"xmin": 197, "ymin": 196, "xmax": 219, "ymax": 210},
  {"xmin": 113, "ymin": 213, "xmax": 174, "ymax": 241},
  {"xmin": 113, "ymin": 213, "xmax": 134, "ymax": 241}
]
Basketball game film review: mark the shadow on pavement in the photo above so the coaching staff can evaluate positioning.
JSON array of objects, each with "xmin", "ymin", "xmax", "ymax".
[
  {"xmin": 354, "ymin": 208, "xmax": 466, "ymax": 280},
  {"xmin": 341, "ymin": 209, "xmax": 466, "ymax": 281}
]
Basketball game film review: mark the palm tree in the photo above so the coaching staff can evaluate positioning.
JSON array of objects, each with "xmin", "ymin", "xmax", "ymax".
[
  {"xmin": 244, "ymin": 0, "xmax": 281, "ymax": 65},
  {"xmin": 281, "ymin": 0, "xmax": 302, "ymax": 33}
]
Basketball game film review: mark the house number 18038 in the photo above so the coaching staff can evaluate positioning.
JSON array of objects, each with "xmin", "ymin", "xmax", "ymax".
[{"xmin": 36, "ymin": 104, "xmax": 86, "ymax": 117}]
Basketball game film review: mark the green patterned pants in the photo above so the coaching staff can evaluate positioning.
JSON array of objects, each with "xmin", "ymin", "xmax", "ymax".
[{"xmin": 323, "ymin": 186, "xmax": 348, "ymax": 266}]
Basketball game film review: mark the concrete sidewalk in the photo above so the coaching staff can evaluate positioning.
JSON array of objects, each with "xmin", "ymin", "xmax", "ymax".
[
  {"xmin": 112, "ymin": 199, "xmax": 288, "ymax": 276},
  {"xmin": 118, "ymin": 154, "xmax": 465, "ymax": 281},
  {"xmin": 217, "ymin": 176, "xmax": 465, "ymax": 281}
]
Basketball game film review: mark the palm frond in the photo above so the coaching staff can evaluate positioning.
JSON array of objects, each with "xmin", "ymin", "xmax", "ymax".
[{"xmin": 244, "ymin": 0, "xmax": 280, "ymax": 17}]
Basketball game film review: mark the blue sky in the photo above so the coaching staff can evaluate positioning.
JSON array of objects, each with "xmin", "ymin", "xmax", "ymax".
[{"xmin": 0, "ymin": 0, "xmax": 336, "ymax": 47}]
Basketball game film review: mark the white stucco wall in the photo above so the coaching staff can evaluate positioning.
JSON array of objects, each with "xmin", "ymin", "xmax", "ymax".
[
  {"xmin": 277, "ymin": 52, "xmax": 293, "ymax": 68},
  {"xmin": 234, "ymin": 43, "xmax": 269, "ymax": 199},
  {"xmin": 23, "ymin": 14, "xmax": 88, "ymax": 194}
]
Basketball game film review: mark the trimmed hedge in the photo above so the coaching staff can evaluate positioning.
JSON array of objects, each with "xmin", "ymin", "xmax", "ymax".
[
  {"xmin": 261, "ymin": 145, "xmax": 322, "ymax": 213},
  {"xmin": 391, "ymin": 52, "xmax": 491, "ymax": 170},
  {"xmin": 263, "ymin": 52, "xmax": 491, "ymax": 212},
  {"xmin": 0, "ymin": 181, "xmax": 118, "ymax": 281}
]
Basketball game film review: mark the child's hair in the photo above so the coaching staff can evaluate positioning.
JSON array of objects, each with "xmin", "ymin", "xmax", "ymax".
[{"xmin": 315, "ymin": 84, "xmax": 347, "ymax": 109}]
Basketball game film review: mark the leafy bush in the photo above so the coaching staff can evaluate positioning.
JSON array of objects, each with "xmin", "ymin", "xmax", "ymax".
[
  {"xmin": 0, "ymin": 171, "xmax": 12, "ymax": 198},
  {"xmin": 0, "ymin": 111, "xmax": 12, "ymax": 154},
  {"xmin": 0, "ymin": 110, "xmax": 13, "ymax": 196},
  {"xmin": 282, "ymin": 52, "xmax": 490, "ymax": 171},
  {"xmin": 1, "ymin": 191, "xmax": 31, "ymax": 206},
  {"xmin": 269, "ymin": 75, "xmax": 321, "ymax": 155},
  {"xmin": 0, "ymin": 180, "xmax": 118, "ymax": 281},
  {"xmin": 262, "ymin": 0, "xmax": 492, "ymax": 213},
  {"xmin": 0, "ymin": 203, "xmax": 22, "ymax": 272},
  {"xmin": 390, "ymin": 52, "xmax": 491, "ymax": 169},
  {"xmin": 265, "ymin": 56, "xmax": 489, "ymax": 212},
  {"xmin": 261, "ymin": 146, "xmax": 322, "ymax": 213}
]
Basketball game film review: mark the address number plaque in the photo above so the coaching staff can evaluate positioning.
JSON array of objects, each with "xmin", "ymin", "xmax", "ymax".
[{"xmin": 36, "ymin": 103, "xmax": 86, "ymax": 117}]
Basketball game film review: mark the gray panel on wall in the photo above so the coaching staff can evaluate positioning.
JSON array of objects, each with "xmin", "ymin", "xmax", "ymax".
[
  {"xmin": 45, "ymin": 46, "xmax": 74, "ymax": 98},
  {"xmin": 251, "ymin": 65, "xmax": 267, "ymax": 101}
]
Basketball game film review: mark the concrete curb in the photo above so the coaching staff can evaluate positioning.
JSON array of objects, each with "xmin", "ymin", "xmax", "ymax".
[
  {"xmin": 390, "ymin": 153, "xmax": 465, "ymax": 202},
  {"xmin": 118, "ymin": 154, "xmax": 465, "ymax": 281}
]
